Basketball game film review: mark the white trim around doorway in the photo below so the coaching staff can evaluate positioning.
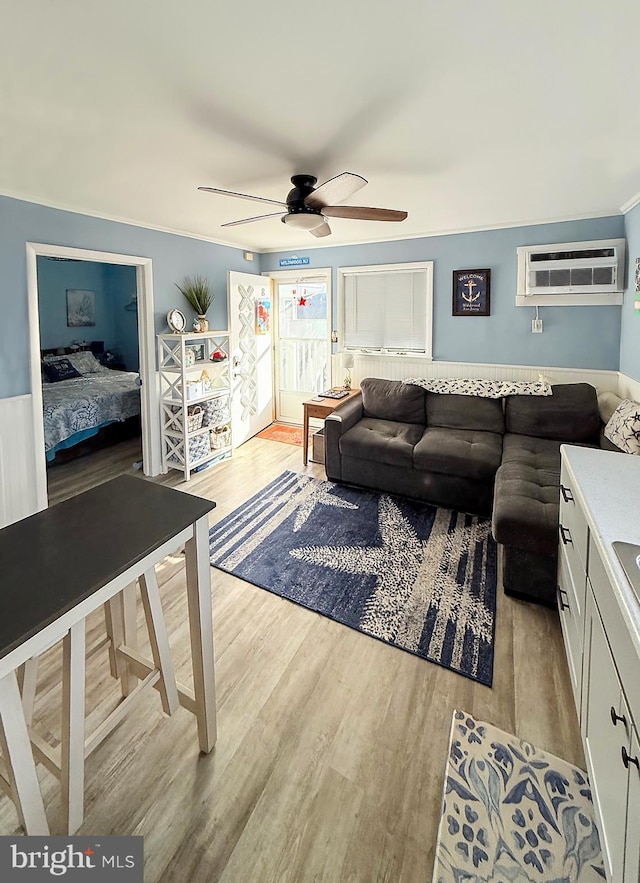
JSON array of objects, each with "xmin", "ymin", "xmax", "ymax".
[{"xmin": 26, "ymin": 242, "xmax": 161, "ymax": 511}]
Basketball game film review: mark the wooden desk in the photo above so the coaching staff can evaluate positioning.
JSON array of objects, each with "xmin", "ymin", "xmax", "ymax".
[
  {"xmin": 0, "ymin": 475, "xmax": 216, "ymax": 834},
  {"xmin": 302, "ymin": 389, "xmax": 361, "ymax": 466}
]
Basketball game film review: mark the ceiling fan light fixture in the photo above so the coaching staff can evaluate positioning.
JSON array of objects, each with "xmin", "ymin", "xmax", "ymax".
[{"xmin": 282, "ymin": 212, "xmax": 324, "ymax": 231}]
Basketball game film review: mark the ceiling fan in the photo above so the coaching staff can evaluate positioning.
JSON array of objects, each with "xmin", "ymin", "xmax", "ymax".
[{"xmin": 198, "ymin": 172, "xmax": 407, "ymax": 238}]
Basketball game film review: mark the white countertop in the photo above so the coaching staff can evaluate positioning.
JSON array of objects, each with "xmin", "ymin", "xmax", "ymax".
[{"xmin": 561, "ymin": 444, "xmax": 640, "ymax": 658}]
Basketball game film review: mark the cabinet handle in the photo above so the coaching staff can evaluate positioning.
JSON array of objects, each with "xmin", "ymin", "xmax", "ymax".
[
  {"xmin": 610, "ymin": 706, "xmax": 627, "ymax": 728},
  {"xmin": 557, "ymin": 588, "xmax": 570, "ymax": 611},
  {"xmin": 622, "ymin": 746, "xmax": 640, "ymax": 771},
  {"xmin": 560, "ymin": 484, "xmax": 574, "ymax": 503},
  {"xmin": 559, "ymin": 525, "xmax": 573, "ymax": 545}
]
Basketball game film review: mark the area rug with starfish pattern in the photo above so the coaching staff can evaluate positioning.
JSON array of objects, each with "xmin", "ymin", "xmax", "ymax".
[
  {"xmin": 432, "ymin": 710, "xmax": 604, "ymax": 882},
  {"xmin": 209, "ymin": 470, "xmax": 497, "ymax": 685}
]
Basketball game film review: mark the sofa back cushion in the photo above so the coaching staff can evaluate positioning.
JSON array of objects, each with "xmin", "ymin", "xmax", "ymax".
[
  {"xmin": 426, "ymin": 392, "xmax": 505, "ymax": 433},
  {"xmin": 361, "ymin": 377, "xmax": 426, "ymax": 425},
  {"xmin": 505, "ymin": 383, "xmax": 600, "ymax": 443}
]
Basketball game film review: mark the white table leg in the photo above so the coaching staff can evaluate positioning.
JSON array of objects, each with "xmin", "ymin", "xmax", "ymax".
[
  {"xmin": 104, "ymin": 589, "xmax": 137, "ymax": 698},
  {"xmin": 17, "ymin": 657, "xmax": 39, "ymax": 727},
  {"xmin": 61, "ymin": 620, "xmax": 85, "ymax": 835},
  {"xmin": 0, "ymin": 670, "xmax": 49, "ymax": 834},
  {"xmin": 139, "ymin": 568, "xmax": 179, "ymax": 715},
  {"xmin": 184, "ymin": 515, "xmax": 217, "ymax": 753}
]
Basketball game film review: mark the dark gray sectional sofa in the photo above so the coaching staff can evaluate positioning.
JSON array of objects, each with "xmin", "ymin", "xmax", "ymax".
[{"xmin": 324, "ymin": 377, "xmax": 608, "ymax": 606}]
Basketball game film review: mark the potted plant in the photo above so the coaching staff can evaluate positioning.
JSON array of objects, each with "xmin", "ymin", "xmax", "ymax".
[{"xmin": 176, "ymin": 275, "xmax": 214, "ymax": 331}]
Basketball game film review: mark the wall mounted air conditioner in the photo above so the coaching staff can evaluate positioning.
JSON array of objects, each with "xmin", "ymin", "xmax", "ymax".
[{"xmin": 516, "ymin": 238, "xmax": 625, "ymax": 306}]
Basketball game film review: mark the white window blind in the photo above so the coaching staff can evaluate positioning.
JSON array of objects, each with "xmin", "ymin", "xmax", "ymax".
[{"xmin": 341, "ymin": 264, "xmax": 431, "ymax": 354}]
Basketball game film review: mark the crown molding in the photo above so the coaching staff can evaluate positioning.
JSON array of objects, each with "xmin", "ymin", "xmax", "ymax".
[
  {"xmin": 259, "ymin": 210, "xmax": 624, "ymax": 254},
  {"xmin": 0, "ymin": 189, "xmax": 258, "ymax": 253},
  {"xmin": 620, "ymin": 191, "xmax": 640, "ymax": 214}
]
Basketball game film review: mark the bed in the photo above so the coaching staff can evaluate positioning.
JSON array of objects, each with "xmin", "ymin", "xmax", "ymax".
[{"xmin": 42, "ymin": 350, "xmax": 141, "ymax": 462}]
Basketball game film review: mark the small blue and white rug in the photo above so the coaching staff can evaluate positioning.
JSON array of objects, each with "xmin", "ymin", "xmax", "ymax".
[
  {"xmin": 209, "ymin": 471, "xmax": 497, "ymax": 685},
  {"xmin": 433, "ymin": 711, "xmax": 604, "ymax": 882}
]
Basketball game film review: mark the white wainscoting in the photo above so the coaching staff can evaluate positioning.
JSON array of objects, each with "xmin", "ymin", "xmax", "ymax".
[
  {"xmin": 331, "ymin": 355, "xmax": 619, "ymax": 394},
  {"xmin": 0, "ymin": 395, "xmax": 42, "ymax": 528},
  {"xmin": 618, "ymin": 372, "xmax": 640, "ymax": 402}
]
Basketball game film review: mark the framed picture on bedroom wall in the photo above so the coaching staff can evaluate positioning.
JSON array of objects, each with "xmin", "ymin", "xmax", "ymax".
[
  {"xmin": 452, "ymin": 269, "xmax": 491, "ymax": 317},
  {"xmin": 66, "ymin": 289, "xmax": 96, "ymax": 327}
]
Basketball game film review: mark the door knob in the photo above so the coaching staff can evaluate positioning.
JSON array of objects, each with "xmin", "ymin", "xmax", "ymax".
[
  {"xmin": 622, "ymin": 746, "xmax": 640, "ymax": 771},
  {"xmin": 560, "ymin": 484, "xmax": 574, "ymax": 503},
  {"xmin": 559, "ymin": 525, "xmax": 573, "ymax": 545},
  {"xmin": 610, "ymin": 706, "xmax": 627, "ymax": 728}
]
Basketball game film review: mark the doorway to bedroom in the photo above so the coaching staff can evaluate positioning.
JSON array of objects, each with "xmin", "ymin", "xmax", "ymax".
[
  {"xmin": 37, "ymin": 256, "xmax": 142, "ymax": 504},
  {"xmin": 27, "ymin": 243, "xmax": 159, "ymax": 510}
]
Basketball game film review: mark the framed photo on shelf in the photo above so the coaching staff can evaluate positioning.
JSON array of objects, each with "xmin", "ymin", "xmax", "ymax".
[
  {"xmin": 186, "ymin": 344, "xmax": 205, "ymax": 362},
  {"xmin": 452, "ymin": 269, "xmax": 491, "ymax": 317}
]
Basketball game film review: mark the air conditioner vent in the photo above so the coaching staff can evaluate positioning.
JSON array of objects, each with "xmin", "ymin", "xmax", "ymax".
[
  {"xmin": 516, "ymin": 238, "xmax": 625, "ymax": 306},
  {"xmin": 530, "ymin": 247, "xmax": 615, "ymax": 262}
]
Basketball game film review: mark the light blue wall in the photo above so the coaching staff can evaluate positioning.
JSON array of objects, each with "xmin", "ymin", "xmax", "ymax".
[
  {"xmin": 0, "ymin": 194, "xmax": 251, "ymax": 398},
  {"xmin": 105, "ymin": 264, "xmax": 139, "ymax": 372},
  {"xmin": 261, "ymin": 216, "xmax": 625, "ymax": 370},
  {"xmin": 36, "ymin": 257, "xmax": 114, "ymax": 351},
  {"xmin": 620, "ymin": 202, "xmax": 640, "ymax": 381}
]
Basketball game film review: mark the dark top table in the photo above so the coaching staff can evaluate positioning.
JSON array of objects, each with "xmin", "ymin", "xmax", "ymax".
[
  {"xmin": 0, "ymin": 475, "xmax": 215, "ymax": 662},
  {"xmin": 0, "ymin": 475, "xmax": 218, "ymax": 836}
]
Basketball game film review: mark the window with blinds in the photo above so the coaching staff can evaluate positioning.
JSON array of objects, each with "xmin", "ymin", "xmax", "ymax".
[{"xmin": 339, "ymin": 262, "xmax": 433, "ymax": 356}]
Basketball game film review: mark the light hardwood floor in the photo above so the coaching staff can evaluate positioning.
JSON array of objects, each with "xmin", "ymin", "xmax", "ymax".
[{"xmin": 5, "ymin": 437, "xmax": 583, "ymax": 882}]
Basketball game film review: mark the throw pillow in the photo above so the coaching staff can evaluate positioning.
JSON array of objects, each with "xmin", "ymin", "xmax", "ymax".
[
  {"xmin": 42, "ymin": 358, "xmax": 82, "ymax": 383},
  {"xmin": 604, "ymin": 399, "xmax": 640, "ymax": 455}
]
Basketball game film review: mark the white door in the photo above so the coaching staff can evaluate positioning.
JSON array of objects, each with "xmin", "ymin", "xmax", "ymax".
[
  {"xmin": 270, "ymin": 269, "xmax": 331, "ymax": 423},
  {"xmin": 228, "ymin": 271, "xmax": 274, "ymax": 447}
]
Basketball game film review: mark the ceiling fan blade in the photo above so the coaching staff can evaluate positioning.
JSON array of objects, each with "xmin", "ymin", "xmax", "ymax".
[
  {"xmin": 321, "ymin": 206, "xmax": 408, "ymax": 222},
  {"xmin": 221, "ymin": 211, "xmax": 285, "ymax": 227},
  {"xmin": 198, "ymin": 186, "xmax": 286, "ymax": 208},
  {"xmin": 304, "ymin": 172, "xmax": 367, "ymax": 209},
  {"xmin": 310, "ymin": 221, "xmax": 332, "ymax": 238}
]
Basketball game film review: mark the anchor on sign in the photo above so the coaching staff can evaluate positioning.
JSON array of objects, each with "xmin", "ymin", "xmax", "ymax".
[{"xmin": 462, "ymin": 280, "xmax": 481, "ymax": 303}]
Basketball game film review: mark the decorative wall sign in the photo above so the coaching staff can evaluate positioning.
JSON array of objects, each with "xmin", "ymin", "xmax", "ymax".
[
  {"xmin": 279, "ymin": 255, "xmax": 310, "ymax": 267},
  {"xmin": 635, "ymin": 257, "xmax": 640, "ymax": 313},
  {"xmin": 452, "ymin": 269, "xmax": 491, "ymax": 317},
  {"xmin": 66, "ymin": 289, "xmax": 96, "ymax": 327}
]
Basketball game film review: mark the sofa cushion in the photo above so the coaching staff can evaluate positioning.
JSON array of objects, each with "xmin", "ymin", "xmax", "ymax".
[
  {"xmin": 361, "ymin": 377, "xmax": 427, "ymax": 425},
  {"xmin": 504, "ymin": 383, "xmax": 600, "ymax": 443},
  {"xmin": 413, "ymin": 427, "xmax": 503, "ymax": 482},
  {"xmin": 426, "ymin": 392, "xmax": 505, "ymax": 433},
  {"xmin": 340, "ymin": 418, "xmax": 424, "ymax": 468},
  {"xmin": 501, "ymin": 434, "xmax": 562, "ymax": 471},
  {"xmin": 492, "ymin": 462, "xmax": 560, "ymax": 557}
]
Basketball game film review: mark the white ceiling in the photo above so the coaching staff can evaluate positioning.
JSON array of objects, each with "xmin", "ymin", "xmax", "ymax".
[{"xmin": 2, "ymin": 0, "xmax": 640, "ymax": 251}]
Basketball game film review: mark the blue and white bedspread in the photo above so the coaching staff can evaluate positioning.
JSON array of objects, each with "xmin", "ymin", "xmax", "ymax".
[{"xmin": 43, "ymin": 371, "xmax": 141, "ymax": 458}]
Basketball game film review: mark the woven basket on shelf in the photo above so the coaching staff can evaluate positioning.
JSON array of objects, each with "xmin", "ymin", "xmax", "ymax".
[{"xmin": 186, "ymin": 405, "xmax": 204, "ymax": 432}]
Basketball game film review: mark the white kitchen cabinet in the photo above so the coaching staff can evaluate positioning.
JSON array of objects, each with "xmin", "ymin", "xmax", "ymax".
[
  {"xmin": 583, "ymin": 587, "xmax": 632, "ymax": 882},
  {"xmin": 558, "ymin": 446, "xmax": 640, "ymax": 883}
]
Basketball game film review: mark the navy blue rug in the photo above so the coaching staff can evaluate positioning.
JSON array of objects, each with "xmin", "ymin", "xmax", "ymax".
[{"xmin": 209, "ymin": 471, "xmax": 497, "ymax": 685}]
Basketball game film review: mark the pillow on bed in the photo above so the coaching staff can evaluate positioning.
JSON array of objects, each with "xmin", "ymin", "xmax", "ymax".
[
  {"xmin": 42, "ymin": 358, "xmax": 82, "ymax": 383},
  {"xmin": 43, "ymin": 351, "xmax": 106, "ymax": 375}
]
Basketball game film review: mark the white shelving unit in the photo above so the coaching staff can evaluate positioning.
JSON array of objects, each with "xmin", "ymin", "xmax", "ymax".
[{"xmin": 158, "ymin": 330, "xmax": 232, "ymax": 480}]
